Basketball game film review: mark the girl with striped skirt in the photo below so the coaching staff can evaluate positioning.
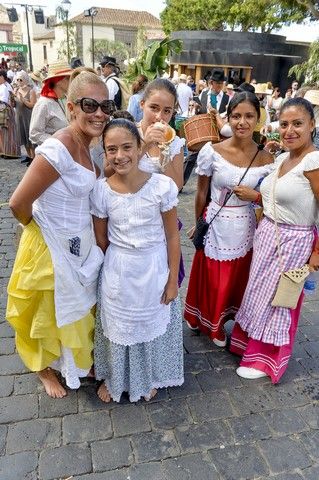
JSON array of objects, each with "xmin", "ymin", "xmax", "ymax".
[{"xmin": 231, "ymin": 97, "xmax": 319, "ymax": 383}]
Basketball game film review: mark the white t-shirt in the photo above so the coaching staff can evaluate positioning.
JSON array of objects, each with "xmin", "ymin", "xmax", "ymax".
[
  {"xmin": 261, "ymin": 151, "xmax": 319, "ymax": 226},
  {"xmin": 0, "ymin": 82, "xmax": 12, "ymax": 103},
  {"xmin": 176, "ymin": 83, "xmax": 193, "ymax": 114}
]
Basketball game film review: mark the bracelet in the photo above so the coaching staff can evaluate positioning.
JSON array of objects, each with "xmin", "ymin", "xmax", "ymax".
[{"xmin": 255, "ymin": 192, "xmax": 262, "ymax": 204}]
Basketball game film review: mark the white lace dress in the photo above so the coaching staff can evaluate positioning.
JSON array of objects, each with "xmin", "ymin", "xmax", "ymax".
[{"xmin": 90, "ymin": 173, "xmax": 184, "ymax": 402}]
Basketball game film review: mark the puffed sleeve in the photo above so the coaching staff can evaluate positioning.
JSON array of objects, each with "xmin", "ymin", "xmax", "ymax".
[
  {"xmin": 303, "ymin": 151, "xmax": 319, "ymax": 172},
  {"xmin": 169, "ymin": 136, "xmax": 186, "ymax": 159},
  {"xmin": 155, "ymin": 174, "xmax": 179, "ymax": 212},
  {"xmin": 195, "ymin": 142, "xmax": 215, "ymax": 176},
  {"xmin": 90, "ymin": 178, "xmax": 108, "ymax": 218},
  {"xmin": 35, "ymin": 138, "xmax": 70, "ymax": 175}
]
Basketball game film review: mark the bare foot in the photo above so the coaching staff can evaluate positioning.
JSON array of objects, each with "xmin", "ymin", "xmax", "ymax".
[
  {"xmin": 144, "ymin": 388, "xmax": 157, "ymax": 402},
  {"xmin": 87, "ymin": 365, "xmax": 95, "ymax": 378},
  {"xmin": 38, "ymin": 368, "xmax": 67, "ymax": 398},
  {"xmin": 97, "ymin": 382, "xmax": 112, "ymax": 403}
]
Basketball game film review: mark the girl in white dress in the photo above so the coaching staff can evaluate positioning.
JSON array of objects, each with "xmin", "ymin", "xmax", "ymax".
[{"xmin": 91, "ymin": 119, "xmax": 184, "ymax": 402}]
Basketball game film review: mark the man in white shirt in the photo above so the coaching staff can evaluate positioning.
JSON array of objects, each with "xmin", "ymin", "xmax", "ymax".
[
  {"xmin": 99, "ymin": 56, "xmax": 121, "ymax": 109},
  {"xmin": 176, "ymin": 73, "xmax": 193, "ymax": 115},
  {"xmin": 291, "ymin": 80, "xmax": 299, "ymax": 98},
  {"xmin": 199, "ymin": 70, "xmax": 229, "ymax": 114}
]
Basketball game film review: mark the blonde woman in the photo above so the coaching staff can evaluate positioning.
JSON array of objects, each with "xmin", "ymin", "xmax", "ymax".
[{"xmin": 6, "ymin": 72, "xmax": 114, "ymax": 398}]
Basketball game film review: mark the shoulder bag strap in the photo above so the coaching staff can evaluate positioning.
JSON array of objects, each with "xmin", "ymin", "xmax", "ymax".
[
  {"xmin": 271, "ymin": 167, "xmax": 285, "ymax": 273},
  {"xmin": 206, "ymin": 145, "xmax": 263, "ymax": 227}
]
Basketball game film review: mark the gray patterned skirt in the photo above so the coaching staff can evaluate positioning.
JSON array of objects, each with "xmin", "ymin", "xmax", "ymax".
[{"xmin": 94, "ymin": 295, "xmax": 184, "ymax": 403}]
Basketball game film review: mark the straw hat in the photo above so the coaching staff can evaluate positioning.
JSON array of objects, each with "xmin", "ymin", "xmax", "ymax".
[
  {"xmin": 179, "ymin": 73, "xmax": 188, "ymax": 81},
  {"xmin": 45, "ymin": 61, "xmax": 72, "ymax": 81},
  {"xmin": 254, "ymin": 83, "xmax": 273, "ymax": 95},
  {"xmin": 304, "ymin": 89, "xmax": 319, "ymax": 106},
  {"xmin": 226, "ymin": 83, "xmax": 234, "ymax": 90},
  {"xmin": 30, "ymin": 70, "xmax": 42, "ymax": 83}
]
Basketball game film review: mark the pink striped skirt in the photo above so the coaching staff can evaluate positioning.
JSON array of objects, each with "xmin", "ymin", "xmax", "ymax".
[{"xmin": 230, "ymin": 216, "xmax": 315, "ymax": 383}]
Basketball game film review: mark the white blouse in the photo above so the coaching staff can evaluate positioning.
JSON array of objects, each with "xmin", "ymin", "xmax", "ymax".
[
  {"xmin": 137, "ymin": 123, "xmax": 185, "ymax": 174},
  {"xmin": 196, "ymin": 142, "xmax": 274, "ymax": 261},
  {"xmin": 33, "ymin": 138, "xmax": 96, "ymax": 234},
  {"xmin": 261, "ymin": 151, "xmax": 319, "ymax": 226},
  {"xmin": 90, "ymin": 173, "xmax": 178, "ymax": 249}
]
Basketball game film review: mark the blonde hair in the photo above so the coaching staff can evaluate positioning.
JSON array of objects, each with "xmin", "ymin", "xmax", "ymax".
[{"xmin": 67, "ymin": 70, "xmax": 107, "ymax": 104}]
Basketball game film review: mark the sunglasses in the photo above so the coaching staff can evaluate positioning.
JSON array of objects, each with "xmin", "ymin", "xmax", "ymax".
[
  {"xmin": 74, "ymin": 98, "xmax": 116, "ymax": 115},
  {"xmin": 16, "ymin": 78, "xmax": 24, "ymax": 82}
]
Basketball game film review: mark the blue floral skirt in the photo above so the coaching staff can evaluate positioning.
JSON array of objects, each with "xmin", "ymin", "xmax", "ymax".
[{"xmin": 94, "ymin": 295, "xmax": 184, "ymax": 402}]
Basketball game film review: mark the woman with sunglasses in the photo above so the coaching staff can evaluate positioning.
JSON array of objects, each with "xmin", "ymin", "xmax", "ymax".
[
  {"xmin": 6, "ymin": 71, "xmax": 110, "ymax": 398},
  {"xmin": 14, "ymin": 70, "xmax": 37, "ymax": 163}
]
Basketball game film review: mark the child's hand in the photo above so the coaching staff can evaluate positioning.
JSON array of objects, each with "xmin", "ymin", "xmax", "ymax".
[{"xmin": 161, "ymin": 279, "xmax": 178, "ymax": 305}]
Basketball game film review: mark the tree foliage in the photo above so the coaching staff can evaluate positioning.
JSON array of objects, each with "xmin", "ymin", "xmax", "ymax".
[
  {"xmin": 161, "ymin": 0, "xmax": 307, "ymax": 33},
  {"xmin": 124, "ymin": 37, "xmax": 182, "ymax": 81},
  {"xmin": 289, "ymin": 40, "xmax": 319, "ymax": 84},
  {"xmin": 279, "ymin": 0, "xmax": 319, "ymax": 20},
  {"xmin": 56, "ymin": 7, "xmax": 77, "ymax": 61},
  {"xmin": 90, "ymin": 39, "xmax": 130, "ymax": 68}
]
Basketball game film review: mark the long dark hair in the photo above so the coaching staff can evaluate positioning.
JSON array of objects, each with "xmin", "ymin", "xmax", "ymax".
[{"xmin": 143, "ymin": 78, "xmax": 177, "ymax": 105}]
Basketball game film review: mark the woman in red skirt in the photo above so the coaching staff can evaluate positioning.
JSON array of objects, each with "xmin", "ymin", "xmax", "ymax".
[{"xmin": 184, "ymin": 92, "xmax": 273, "ymax": 346}]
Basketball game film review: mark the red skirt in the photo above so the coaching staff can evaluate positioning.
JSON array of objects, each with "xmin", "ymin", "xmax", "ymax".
[
  {"xmin": 230, "ymin": 292, "xmax": 303, "ymax": 383},
  {"xmin": 184, "ymin": 249, "xmax": 252, "ymax": 341}
]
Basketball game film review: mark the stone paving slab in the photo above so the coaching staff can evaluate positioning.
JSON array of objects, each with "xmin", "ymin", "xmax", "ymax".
[{"xmin": 0, "ymin": 157, "xmax": 318, "ymax": 479}]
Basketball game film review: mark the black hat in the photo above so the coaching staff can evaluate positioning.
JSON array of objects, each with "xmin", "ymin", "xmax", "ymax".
[
  {"xmin": 70, "ymin": 57, "xmax": 83, "ymax": 69},
  {"xmin": 100, "ymin": 56, "xmax": 118, "ymax": 67},
  {"xmin": 234, "ymin": 82, "xmax": 255, "ymax": 94},
  {"xmin": 210, "ymin": 70, "xmax": 226, "ymax": 83}
]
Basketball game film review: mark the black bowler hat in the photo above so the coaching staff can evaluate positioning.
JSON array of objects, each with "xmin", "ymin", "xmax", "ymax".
[
  {"xmin": 235, "ymin": 82, "xmax": 255, "ymax": 94},
  {"xmin": 210, "ymin": 70, "xmax": 226, "ymax": 83},
  {"xmin": 100, "ymin": 56, "xmax": 118, "ymax": 67}
]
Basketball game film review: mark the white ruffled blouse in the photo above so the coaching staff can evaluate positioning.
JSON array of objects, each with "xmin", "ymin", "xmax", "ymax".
[
  {"xmin": 196, "ymin": 142, "xmax": 274, "ymax": 261},
  {"xmin": 261, "ymin": 151, "xmax": 319, "ymax": 226}
]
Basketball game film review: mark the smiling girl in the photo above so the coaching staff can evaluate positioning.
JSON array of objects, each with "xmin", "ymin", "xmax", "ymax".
[
  {"xmin": 231, "ymin": 97, "xmax": 319, "ymax": 382},
  {"xmin": 6, "ymin": 72, "xmax": 111, "ymax": 398},
  {"xmin": 184, "ymin": 92, "xmax": 273, "ymax": 346},
  {"xmin": 91, "ymin": 119, "xmax": 184, "ymax": 403}
]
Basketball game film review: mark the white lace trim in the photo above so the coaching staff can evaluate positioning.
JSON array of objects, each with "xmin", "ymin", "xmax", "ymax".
[
  {"xmin": 161, "ymin": 197, "xmax": 178, "ymax": 212},
  {"xmin": 204, "ymin": 201, "xmax": 255, "ymax": 261},
  {"xmin": 51, "ymin": 347, "xmax": 90, "ymax": 389},
  {"xmin": 104, "ymin": 377, "xmax": 185, "ymax": 403}
]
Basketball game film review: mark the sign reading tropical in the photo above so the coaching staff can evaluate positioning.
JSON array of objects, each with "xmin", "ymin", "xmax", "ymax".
[{"xmin": 0, "ymin": 43, "xmax": 28, "ymax": 54}]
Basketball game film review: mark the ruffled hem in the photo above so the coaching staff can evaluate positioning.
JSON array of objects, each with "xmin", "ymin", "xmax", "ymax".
[
  {"xmin": 104, "ymin": 377, "xmax": 185, "ymax": 403},
  {"xmin": 236, "ymin": 310, "xmax": 290, "ymax": 347},
  {"xmin": 6, "ymin": 220, "xmax": 94, "ymax": 374}
]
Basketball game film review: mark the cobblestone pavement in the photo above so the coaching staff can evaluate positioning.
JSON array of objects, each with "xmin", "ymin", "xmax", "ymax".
[{"xmin": 0, "ymin": 157, "xmax": 318, "ymax": 480}]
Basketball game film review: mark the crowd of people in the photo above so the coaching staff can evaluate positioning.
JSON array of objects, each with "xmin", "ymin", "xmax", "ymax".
[{"xmin": 2, "ymin": 54, "xmax": 319, "ymax": 400}]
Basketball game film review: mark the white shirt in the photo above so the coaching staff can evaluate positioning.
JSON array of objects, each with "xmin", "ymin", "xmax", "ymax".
[
  {"xmin": 103, "ymin": 73, "xmax": 119, "ymax": 101},
  {"xmin": 176, "ymin": 83, "xmax": 193, "ymax": 114},
  {"xmin": 0, "ymin": 82, "xmax": 12, "ymax": 103},
  {"xmin": 196, "ymin": 142, "xmax": 274, "ymax": 261},
  {"xmin": 32, "ymin": 138, "xmax": 98, "ymax": 327},
  {"xmin": 261, "ymin": 151, "xmax": 319, "ymax": 226}
]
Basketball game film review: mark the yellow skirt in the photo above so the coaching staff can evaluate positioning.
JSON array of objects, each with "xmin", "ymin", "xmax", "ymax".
[{"xmin": 6, "ymin": 220, "xmax": 94, "ymax": 372}]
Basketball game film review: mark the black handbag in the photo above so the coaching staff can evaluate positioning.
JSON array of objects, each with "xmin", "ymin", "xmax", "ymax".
[{"xmin": 192, "ymin": 145, "xmax": 263, "ymax": 250}]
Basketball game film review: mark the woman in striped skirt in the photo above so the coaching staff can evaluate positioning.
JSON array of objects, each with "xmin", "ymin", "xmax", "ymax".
[{"xmin": 230, "ymin": 97, "xmax": 319, "ymax": 383}]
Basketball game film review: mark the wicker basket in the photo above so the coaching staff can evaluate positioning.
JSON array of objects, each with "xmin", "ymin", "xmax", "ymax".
[{"xmin": 184, "ymin": 113, "xmax": 220, "ymax": 151}]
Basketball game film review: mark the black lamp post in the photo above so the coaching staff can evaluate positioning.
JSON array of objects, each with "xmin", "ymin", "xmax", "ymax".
[
  {"xmin": 84, "ymin": 7, "xmax": 98, "ymax": 68},
  {"xmin": 60, "ymin": 0, "xmax": 72, "ymax": 63}
]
